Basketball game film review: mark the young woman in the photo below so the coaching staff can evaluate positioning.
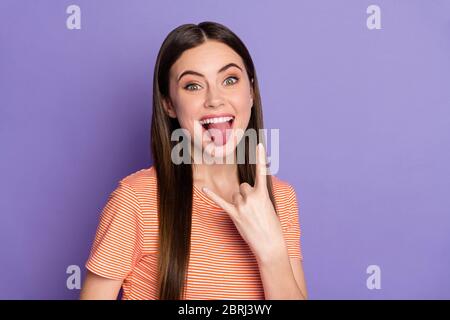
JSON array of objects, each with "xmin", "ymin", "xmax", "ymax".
[{"xmin": 80, "ymin": 21, "xmax": 307, "ymax": 300}]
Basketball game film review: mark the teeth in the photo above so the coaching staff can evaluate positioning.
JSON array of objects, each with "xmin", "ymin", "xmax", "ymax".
[{"xmin": 199, "ymin": 116, "xmax": 234, "ymax": 125}]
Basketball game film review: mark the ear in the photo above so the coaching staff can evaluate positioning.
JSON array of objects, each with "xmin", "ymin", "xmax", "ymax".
[{"xmin": 162, "ymin": 97, "xmax": 177, "ymax": 118}]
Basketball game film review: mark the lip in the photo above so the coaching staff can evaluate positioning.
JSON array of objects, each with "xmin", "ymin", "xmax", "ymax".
[
  {"xmin": 198, "ymin": 113, "xmax": 236, "ymax": 143},
  {"xmin": 199, "ymin": 113, "xmax": 235, "ymax": 121}
]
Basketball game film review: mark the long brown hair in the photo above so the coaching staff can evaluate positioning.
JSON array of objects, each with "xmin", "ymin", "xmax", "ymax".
[{"xmin": 151, "ymin": 21, "xmax": 278, "ymax": 300}]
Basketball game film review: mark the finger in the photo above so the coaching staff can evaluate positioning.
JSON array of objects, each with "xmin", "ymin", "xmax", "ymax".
[
  {"xmin": 232, "ymin": 191, "xmax": 245, "ymax": 206},
  {"xmin": 202, "ymin": 187, "xmax": 238, "ymax": 216},
  {"xmin": 255, "ymin": 142, "xmax": 267, "ymax": 191},
  {"xmin": 239, "ymin": 182, "xmax": 253, "ymax": 198}
]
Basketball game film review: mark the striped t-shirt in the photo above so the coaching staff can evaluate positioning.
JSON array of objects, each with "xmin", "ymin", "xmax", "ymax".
[{"xmin": 85, "ymin": 166, "xmax": 303, "ymax": 300}]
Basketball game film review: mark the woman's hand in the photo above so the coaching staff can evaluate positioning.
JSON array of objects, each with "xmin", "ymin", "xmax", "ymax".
[{"xmin": 202, "ymin": 143, "xmax": 286, "ymax": 263}]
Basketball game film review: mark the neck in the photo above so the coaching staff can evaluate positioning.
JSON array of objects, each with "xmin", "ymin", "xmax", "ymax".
[{"xmin": 192, "ymin": 161, "xmax": 239, "ymax": 189}]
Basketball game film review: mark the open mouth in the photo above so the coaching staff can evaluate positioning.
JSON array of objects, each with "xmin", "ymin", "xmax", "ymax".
[
  {"xmin": 199, "ymin": 115, "xmax": 235, "ymax": 146},
  {"xmin": 199, "ymin": 116, "xmax": 234, "ymax": 130}
]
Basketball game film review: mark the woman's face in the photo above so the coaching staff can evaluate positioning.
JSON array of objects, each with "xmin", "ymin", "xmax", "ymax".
[{"xmin": 164, "ymin": 40, "xmax": 254, "ymax": 160}]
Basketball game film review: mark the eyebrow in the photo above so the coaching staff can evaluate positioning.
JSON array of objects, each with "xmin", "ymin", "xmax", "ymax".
[{"xmin": 177, "ymin": 63, "xmax": 243, "ymax": 82}]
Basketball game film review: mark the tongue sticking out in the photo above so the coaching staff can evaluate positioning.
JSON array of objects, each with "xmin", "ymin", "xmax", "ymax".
[{"xmin": 206, "ymin": 121, "xmax": 233, "ymax": 146}]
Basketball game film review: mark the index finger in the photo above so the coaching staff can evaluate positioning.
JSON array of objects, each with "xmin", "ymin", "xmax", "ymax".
[{"xmin": 202, "ymin": 187, "xmax": 238, "ymax": 217}]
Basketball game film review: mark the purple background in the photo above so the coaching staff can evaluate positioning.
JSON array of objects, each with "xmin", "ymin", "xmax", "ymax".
[{"xmin": 1, "ymin": 0, "xmax": 449, "ymax": 299}]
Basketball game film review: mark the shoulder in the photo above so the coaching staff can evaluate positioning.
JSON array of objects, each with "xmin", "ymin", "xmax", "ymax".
[
  {"xmin": 270, "ymin": 175, "xmax": 299, "ymax": 228},
  {"xmin": 270, "ymin": 175, "xmax": 298, "ymax": 206},
  {"xmin": 105, "ymin": 165, "xmax": 158, "ymax": 215},
  {"xmin": 120, "ymin": 165, "xmax": 157, "ymax": 187},
  {"xmin": 117, "ymin": 166, "xmax": 159, "ymax": 254},
  {"xmin": 117, "ymin": 165, "xmax": 157, "ymax": 197}
]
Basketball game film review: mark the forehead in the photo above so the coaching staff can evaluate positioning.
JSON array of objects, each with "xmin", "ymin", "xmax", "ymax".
[{"xmin": 170, "ymin": 40, "xmax": 245, "ymax": 78}]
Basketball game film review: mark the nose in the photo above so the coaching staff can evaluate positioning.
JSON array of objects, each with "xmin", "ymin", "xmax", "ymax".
[{"xmin": 204, "ymin": 84, "xmax": 225, "ymax": 109}]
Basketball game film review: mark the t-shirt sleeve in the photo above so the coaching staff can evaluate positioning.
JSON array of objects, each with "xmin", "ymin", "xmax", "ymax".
[
  {"xmin": 284, "ymin": 185, "xmax": 304, "ymax": 260},
  {"xmin": 85, "ymin": 181, "xmax": 143, "ymax": 280}
]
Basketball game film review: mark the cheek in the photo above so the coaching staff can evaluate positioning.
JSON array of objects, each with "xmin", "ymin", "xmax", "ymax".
[
  {"xmin": 172, "ymin": 95, "xmax": 202, "ymax": 127},
  {"xmin": 230, "ymin": 92, "xmax": 252, "ymax": 123},
  {"xmin": 230, "ymin": 88, "xmax": 252, "ymax": 111},
  {"xmin": 175, "ymin": 111, "xmax": 195, "ymax": 132}
]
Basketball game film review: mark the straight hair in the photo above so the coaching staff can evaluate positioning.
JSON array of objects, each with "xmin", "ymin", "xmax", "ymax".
[{"xmin": 150, "ymin": 21, "xmax": 277, "ymax": 299}]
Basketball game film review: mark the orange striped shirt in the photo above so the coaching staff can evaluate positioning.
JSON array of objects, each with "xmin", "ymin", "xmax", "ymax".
[{"xmin": 85, "ymin": 166, "xmax": 303, "ymax": 300}]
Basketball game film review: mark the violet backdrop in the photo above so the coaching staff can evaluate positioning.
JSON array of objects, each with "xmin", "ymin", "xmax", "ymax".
[{"xmin": 0, "ymin": 0, "xmax": 449, "ymax": 299}]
